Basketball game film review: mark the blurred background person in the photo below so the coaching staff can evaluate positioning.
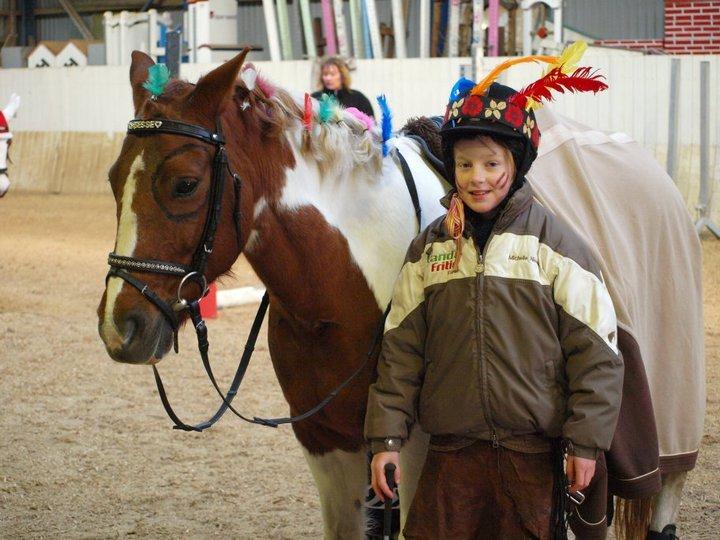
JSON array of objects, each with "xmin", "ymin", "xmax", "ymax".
[{"xmin": 311, "ymin": 57, "xmax": 375, "ymax": 119}]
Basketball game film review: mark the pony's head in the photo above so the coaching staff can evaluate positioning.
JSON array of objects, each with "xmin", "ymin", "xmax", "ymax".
[{"xmin": 98, "ymin": 49, "xmax": 261, "ymax": 364}]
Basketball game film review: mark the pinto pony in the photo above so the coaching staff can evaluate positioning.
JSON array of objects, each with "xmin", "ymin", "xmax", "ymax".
[
  {"xmin": 97, "ymin": 51, "xmax": 703, "ymax": 539},
  {"xmin": 0, "ymin": 93, "xmax": 20, "ymax": 197}
]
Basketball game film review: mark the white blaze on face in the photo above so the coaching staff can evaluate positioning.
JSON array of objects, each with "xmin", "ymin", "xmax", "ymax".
[{"xmin": 101, "ymin": 151, "xmax": 144, "ymax": 347}]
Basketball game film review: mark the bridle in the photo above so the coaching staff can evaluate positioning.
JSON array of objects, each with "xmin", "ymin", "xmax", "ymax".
[
  {"xmin": 107, "ymin": 116, "xmax": 260, "ymax": 432},
  {"xmin": 105, "ymin": 115, "xmax": 412, "ymax": 433},
  {"xmin": 107, "ymin": 118, "xmax": 243, "ymax": 354}
]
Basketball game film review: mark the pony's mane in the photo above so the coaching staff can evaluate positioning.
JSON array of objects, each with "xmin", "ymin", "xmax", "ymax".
[{"xmin": 233, "ymin": 77, "xmax": 383, "ymax": 180}]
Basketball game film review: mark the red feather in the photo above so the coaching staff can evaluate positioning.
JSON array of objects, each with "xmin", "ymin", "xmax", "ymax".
[
  {"xmin": 509, "ymin": 66, "xmax": 608, "ymax": 109},
  {"xmin": 303, "ymin": 93, "xmax": 313, "ymax": 132}
]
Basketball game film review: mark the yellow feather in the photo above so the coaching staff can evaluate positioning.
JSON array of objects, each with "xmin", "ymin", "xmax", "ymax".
[
  {"xmin": 545, "ymin": 40, "xmax": 588, "ymax": 75},
  {"xmin": 471, "ymin": 55, "xmax": 558, "ymax": 97}
]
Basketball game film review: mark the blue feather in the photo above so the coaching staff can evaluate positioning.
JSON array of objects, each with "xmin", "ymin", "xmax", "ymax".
[
  {"xmin": 376, "ymin": 94, "xmax": 392, "ymax": 157},
  {"xmin": 447, "ymin": 77, "xmax": 476, "ymax": 105},
  {"xmin": 142, "ymin": 64, "xmax": 170, "ymax": 98}
]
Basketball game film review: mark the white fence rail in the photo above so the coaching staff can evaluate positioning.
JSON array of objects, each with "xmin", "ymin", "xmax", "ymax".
[{"xmin": 0, "ymin": 50, "xmax": 717, "ymax": 220}]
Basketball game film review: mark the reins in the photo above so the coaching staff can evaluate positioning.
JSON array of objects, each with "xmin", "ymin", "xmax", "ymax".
[{"xmin": 107, "ymin": 115, "xmax": 422, "ymax": 432}]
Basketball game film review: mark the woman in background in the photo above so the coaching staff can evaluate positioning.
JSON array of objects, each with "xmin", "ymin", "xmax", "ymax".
[{"xmin": 311, "ymin": 57, "xmax": 375, "ymax": 118}]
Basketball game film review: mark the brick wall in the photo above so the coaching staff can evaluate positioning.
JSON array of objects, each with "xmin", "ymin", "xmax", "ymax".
[
  {"xmin": 594, "ymin": 39, "xmax": 666, "ymax": 53},
  {"xmin": 664, "ymin": 0, "xmax": 720, "ymax": 54}
]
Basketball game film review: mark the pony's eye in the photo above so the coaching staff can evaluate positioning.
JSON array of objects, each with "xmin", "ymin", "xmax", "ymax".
[{"xmin": 172, "ymin": 177, "xmax": 199, "ymax": 198}]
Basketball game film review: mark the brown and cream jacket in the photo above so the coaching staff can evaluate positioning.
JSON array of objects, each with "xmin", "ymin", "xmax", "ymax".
[{"xmin": 365, "ymin": 183, "xmax": 624, "ymax": 459}]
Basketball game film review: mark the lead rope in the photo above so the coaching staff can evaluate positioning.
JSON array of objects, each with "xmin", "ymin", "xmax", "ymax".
[{"xmin": 551, "ymin": 438, "xmax": 570, "ymax": 539}]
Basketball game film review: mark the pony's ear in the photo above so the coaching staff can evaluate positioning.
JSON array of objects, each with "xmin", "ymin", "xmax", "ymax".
[
  {"xmin": 130, "ymin": 51, "xmax": 155, "ymax": 113},
  {"xmin": 188, "ymin": 48, "xmax": 250, "ymax": 118}
]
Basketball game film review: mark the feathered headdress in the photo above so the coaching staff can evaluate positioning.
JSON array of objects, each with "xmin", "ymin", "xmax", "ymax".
[{"xmin": 464, "ymin": 40, "xmax": 607, "ymax": 114}]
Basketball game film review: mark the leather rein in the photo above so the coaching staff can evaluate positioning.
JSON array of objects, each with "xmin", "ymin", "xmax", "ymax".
[{"xmin": 107, "ymin": 117, "xmax": 420, "ymax": 433}]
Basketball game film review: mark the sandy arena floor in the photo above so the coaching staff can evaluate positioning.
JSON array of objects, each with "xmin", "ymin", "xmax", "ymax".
[{"xmin": 1, "ymin": 193, "xmax": 718, "ymax": 539}]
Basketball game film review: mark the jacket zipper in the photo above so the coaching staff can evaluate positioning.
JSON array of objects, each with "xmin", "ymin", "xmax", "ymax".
[{"xmin": 474, "ymin": 242, "xmax": 498, "ymax": 447}]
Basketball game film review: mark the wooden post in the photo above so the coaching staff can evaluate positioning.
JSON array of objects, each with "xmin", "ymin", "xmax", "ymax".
[
  {"xmin": 333, "ymin": 0, "xmax": 349, "ymax": 57},
  {"xmin": 488, "ymin": 0, "xmax": 499, "ymax": 56},
  {"xmin": 261, "ymin": 0, "xmax": 282, "ymax": 61},
  {"xmin": 391, "ymin": 0, "xmax": 406, "ymax": 58},
  {"xmin": 299, "ymin": 0, "xmax": 316, "ymax": 59},
  {"xmin": 321, "ymin": 0, "xmax": 337, "ymax": 55},
  {"xmin": 276, "ymin": 0, "xmax": 294, "ymax": 60},
  {"xmin": 419, "ymin": 0, "xmax": 430, "ymax": 58},
  {"xmin": 349, "ymin": 0, "xmax": 363, "ymax": 58}
]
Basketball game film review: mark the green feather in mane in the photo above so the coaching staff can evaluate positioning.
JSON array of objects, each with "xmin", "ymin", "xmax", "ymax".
[
  {"xmin": 143, "ymin": 64, "xmax": 170, "ymax": 98},
  {"xmin": 319, "ymin": 94, "xmax": 340, "ymax": 123}
]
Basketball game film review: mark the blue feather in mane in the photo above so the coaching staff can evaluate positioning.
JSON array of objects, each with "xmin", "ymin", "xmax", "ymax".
[
  {"xmin": 377, "ymin": 94, "xmax": 392, "ymax": 156},
  {"xmin": 142, "ymin": 64, "xmax": 170, "ymax": 98}
]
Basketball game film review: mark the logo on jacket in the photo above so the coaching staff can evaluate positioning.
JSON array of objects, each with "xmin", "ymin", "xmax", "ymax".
[
  {"xmin": 429, "ymin": 251, "xmax": 456, "ymax": 272},
  {"xmin": 509, "ymin": 253, "xmax": 539, "ymax": 265}
]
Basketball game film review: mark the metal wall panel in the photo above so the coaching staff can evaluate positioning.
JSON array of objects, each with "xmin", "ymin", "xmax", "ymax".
[{"xmin": 563, "ymin": 0, "xmax": 664, "ymax": 40}]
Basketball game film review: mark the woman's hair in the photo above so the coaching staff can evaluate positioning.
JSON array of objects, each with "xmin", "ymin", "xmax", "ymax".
[{"xmin": 317, "ymin": 57, "xmax": 352, "ymax": 90}]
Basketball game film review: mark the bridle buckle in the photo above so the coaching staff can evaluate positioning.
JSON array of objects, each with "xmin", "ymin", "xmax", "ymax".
[{"xmin": 176, "ymin": 271, "xmax": 209, "ymax": 307}]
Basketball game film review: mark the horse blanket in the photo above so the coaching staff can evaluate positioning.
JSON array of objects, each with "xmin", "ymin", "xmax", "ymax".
[{"xmin": 528, "ymin": 107, "xmax": 705, "ymax": 503}]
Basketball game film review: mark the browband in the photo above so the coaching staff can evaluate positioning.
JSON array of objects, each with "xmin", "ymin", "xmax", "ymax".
[{"xmin": 127, "ymin": 119, "xmax": 225, "ymax": 146}]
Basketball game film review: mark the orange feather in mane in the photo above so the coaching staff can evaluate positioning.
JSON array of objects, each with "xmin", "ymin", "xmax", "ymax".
[{"xmin": 509, "ymin": 66, "xmax": 609, "ymax": 110}]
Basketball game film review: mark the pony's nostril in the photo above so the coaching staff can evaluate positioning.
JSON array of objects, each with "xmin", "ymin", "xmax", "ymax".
[{"xmin": 121, "ymin": 316, "xmax": 140, "ymax": 346}]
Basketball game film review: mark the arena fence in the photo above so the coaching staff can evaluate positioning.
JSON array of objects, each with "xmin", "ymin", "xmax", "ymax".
[{"xmin": 1, "ymin": 50, "xmax": 717, "ymax": 223}]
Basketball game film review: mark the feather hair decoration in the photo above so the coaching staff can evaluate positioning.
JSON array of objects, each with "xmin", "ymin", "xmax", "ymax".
[
  {"xmin": 470, "ymin": 55, "xmax": 557, "ymax": 97},
  {"xmin": 509, "ymin": 66, "xmax": 608, "ymax": 110},
  {"xmin": 318, "ymin": 94, "xmax": 339, "ymax": 123},
  {"xmin": 376, "ymin": 94, "xmax": 392, "ymax": 157},
  {"xmin": 303, "ymin": 93, "xmax": 313, "ymax": 132},
  {"xmin": 545, "ymin": 40, "xmax": 588, "ymax": 75},
  {"xmin": 142, "ymin": 64, "xmax": 170, "ymax": 99}
]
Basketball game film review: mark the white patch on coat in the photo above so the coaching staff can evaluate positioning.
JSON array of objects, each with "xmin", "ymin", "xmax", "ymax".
[
  {"xmin": 278, "ymin": 137, "xmax": 447, "ymax": 308},
  {"xmin": 302, "ymin": 448, "xmax": 368, "ymax": 539},
  {"xmin": 101, "ymin": 152, "xmax": 144, "ymax": 347},
  {"xmin": 243, "ymin": 197, "xmax": 267, "ymax": 253}
]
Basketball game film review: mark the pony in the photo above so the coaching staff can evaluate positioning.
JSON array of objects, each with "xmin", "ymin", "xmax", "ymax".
[
  {"xmin": 97, "ymin": 51, "xmax": 703, "ymax": 539},
  {"xmin": 0, "ymin": 93, "xmax": 20, "ymax": 197}
]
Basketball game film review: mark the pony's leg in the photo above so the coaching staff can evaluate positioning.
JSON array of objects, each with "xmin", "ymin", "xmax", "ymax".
[
  {"xmin": 648, "ymin": 471, "xmax": 687, "ymax": 537},
  {"xmin": 398, "ymin": 424, "xmax": 430, "ymax": 538},
  {"xmin": 302, "ymin": 447, "xmax": 368, "ymax": 540}
]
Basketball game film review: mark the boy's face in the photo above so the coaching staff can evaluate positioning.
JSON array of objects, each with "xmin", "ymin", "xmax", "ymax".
[{"xmin": 453, "ymin": 136, "xmax": 515, "ymax": 215}]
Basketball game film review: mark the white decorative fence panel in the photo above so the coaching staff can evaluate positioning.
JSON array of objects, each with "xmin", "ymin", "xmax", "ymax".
[{"xmin": 0, "ymin": 52, "xmax": 717, "ymax": 222}]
